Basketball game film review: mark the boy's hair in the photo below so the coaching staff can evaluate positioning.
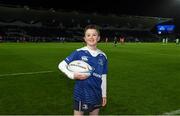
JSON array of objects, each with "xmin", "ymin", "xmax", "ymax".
[{"xmin": 84, "ymin": 25, "xmax": 100, "ymax": 35}]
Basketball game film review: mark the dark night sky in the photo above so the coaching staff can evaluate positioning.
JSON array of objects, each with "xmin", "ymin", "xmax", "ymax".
[{"xmin": 0, "ymin": 0, "xmax": 179, "ymax": 18}]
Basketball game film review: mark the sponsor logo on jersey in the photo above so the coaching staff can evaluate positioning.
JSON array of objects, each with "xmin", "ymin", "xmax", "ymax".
[
  {"xmin": 81, "ymin": 56, "xmax": 88, "ymax": 61},
  {"xmin": 92, "ymin": 72, "xmax": 102, "ymax": 78}
]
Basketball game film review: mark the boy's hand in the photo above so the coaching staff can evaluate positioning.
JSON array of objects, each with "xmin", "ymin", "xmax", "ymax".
[
  {"xmin": 74, "ymin": 72, "xmax": 90, "ymax": 80},
  {"xmin": 102, "ymin": 97, "xmax": 107, "ymax": 107}
]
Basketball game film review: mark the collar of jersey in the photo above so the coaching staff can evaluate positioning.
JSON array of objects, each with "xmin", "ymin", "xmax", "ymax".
[{"xmin": 77, "ymin": 46, "xmax": 101, "ymax": 57}]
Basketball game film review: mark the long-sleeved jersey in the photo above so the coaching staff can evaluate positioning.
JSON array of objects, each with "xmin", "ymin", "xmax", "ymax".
[{"xmin": 58, "ymin": 46, "xmax": 108, "ymax": 104}]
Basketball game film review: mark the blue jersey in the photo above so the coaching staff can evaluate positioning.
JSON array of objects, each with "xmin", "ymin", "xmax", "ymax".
[{"xmin": 64, "ymin": 46, "xmax": 108, "ymax": 104}]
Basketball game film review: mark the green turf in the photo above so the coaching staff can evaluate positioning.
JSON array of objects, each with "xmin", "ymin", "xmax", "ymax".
[{"xmin": 0, "ymin": 42, "xmax": 180, "ymax": 114}]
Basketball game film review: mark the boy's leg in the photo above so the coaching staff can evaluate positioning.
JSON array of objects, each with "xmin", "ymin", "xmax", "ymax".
[
  {"xmin": 89, "ymin": 108, "xmax": 99, "ymax": 116},
  {"xmin": 74, "ymin": 110, "xmax": 84, "ymax": 116},
  {"xmin": 74, "ymin": 100, "xmax": 84, "ymax": 116}
]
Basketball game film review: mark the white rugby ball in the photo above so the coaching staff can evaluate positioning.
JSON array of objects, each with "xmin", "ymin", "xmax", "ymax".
[{"xmin": 67, "ymin": 60, "xmax": 92, "ymax": 74}]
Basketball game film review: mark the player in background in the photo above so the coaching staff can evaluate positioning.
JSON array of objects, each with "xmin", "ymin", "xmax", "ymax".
[
  {"xmin": 0, "ymin": 35, "xmax": 2, "ymax": 42},
  {"xmin": 119, "ymin": 36, "xmax": 125, "ymax": 45},
  {"xmin": 176, "ymin": 38, "xmax": 179, "ymax": 45},
  {"xmin": 105, "ymin": 37, "xmax": 108, "ymax": 45},
  {"xmin": 58, "ymin": 25, "xmax": 108, "ymax": 115},
  {"xmin": 165, "ymin": 37, "xmax": 168, "ymax": 44},
  {"xmin": 113, "ymin": 36, "xmax": 118, "ymax": 47},
  {"xmin": 162, "ymin": 38, "xmax": 165, "ymax": 45}
]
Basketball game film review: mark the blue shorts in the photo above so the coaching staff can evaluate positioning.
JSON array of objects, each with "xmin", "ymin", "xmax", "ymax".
[{"xmin": 73, "ymin": 100, "xmax": 102, "ymax": 113}]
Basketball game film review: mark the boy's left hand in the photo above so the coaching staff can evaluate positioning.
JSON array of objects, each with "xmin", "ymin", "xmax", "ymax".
[{"xmin": 102, "ymin": 97, "xmax": 107, "ymax": 107}]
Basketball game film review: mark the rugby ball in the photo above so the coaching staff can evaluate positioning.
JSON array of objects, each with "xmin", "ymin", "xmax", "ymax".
[{"xmin": 67, "ymin": 60, "xmax": 93, "ymax": 74}]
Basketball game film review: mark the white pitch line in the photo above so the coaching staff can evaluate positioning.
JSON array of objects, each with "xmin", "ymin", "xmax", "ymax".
[
  {"xmin": 164, "ymin": 109, "xmax": 180, "ymax": 115},
  {"xmin": 0, "ymin": 70, "xmax": 54, "ymax": 77}
]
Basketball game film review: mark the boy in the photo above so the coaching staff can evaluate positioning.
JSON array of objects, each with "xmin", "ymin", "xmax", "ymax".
[{"xmin": 58, "ymin": 25, "xmax": 108, "ymax": 115}]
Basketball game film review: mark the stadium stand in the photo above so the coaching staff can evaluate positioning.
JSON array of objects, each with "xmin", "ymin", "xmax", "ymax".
[{"xmin": 0, "ymin": 4, "xmax": 174, "ymax": 42}]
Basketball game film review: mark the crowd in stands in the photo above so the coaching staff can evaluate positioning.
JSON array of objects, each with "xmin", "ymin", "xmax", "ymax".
[{"xmin": 0, "ymin": 4, "xmax": 177, "ymax": 43}]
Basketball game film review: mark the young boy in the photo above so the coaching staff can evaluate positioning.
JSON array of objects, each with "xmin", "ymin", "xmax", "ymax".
[{"xmin": 58, "ymin": 25, "xmax": 108, "ymax": 115}]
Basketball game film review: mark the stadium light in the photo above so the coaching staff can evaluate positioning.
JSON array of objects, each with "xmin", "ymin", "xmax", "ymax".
[{"xmin": 158, "ymin": 31, "xmax": 162, "ymax": 34}]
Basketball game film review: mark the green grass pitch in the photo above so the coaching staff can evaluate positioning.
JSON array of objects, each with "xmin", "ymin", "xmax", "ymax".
[{"xmin": 0, "ymin": 42, "xmax": 180, "ymax": 114}]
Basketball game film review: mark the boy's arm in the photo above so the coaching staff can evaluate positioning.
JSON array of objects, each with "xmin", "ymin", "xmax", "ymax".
[
  {"xmin": 58, "ymin": 60, "xmax": 89, "ymax": 80},
  {"xmin": 58, "ymin": 60, "xmax": 74, "ymax": 79},
  {"xmin": 101, "ymin": 74, "xmax": 107, "ymax": 97},
  {"xmin": 101, "ymin": 74, "xmax": 107, "ymax": 106}
]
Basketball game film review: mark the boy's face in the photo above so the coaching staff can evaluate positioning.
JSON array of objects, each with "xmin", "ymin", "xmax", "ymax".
[{"xmin": 84, "ymin": 29, "xmax": 100, "ymax": 47}]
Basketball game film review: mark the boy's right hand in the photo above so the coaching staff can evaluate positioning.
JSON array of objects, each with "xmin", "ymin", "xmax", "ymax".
[{"xmin": 74, "ymin": 72, "xmax": 90, "ymax": 80}]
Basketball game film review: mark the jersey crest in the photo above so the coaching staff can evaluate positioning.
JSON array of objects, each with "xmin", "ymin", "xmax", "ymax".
[{"xmin": 98, "ymin": 59, "xmax": 104, "ymax": 66}]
